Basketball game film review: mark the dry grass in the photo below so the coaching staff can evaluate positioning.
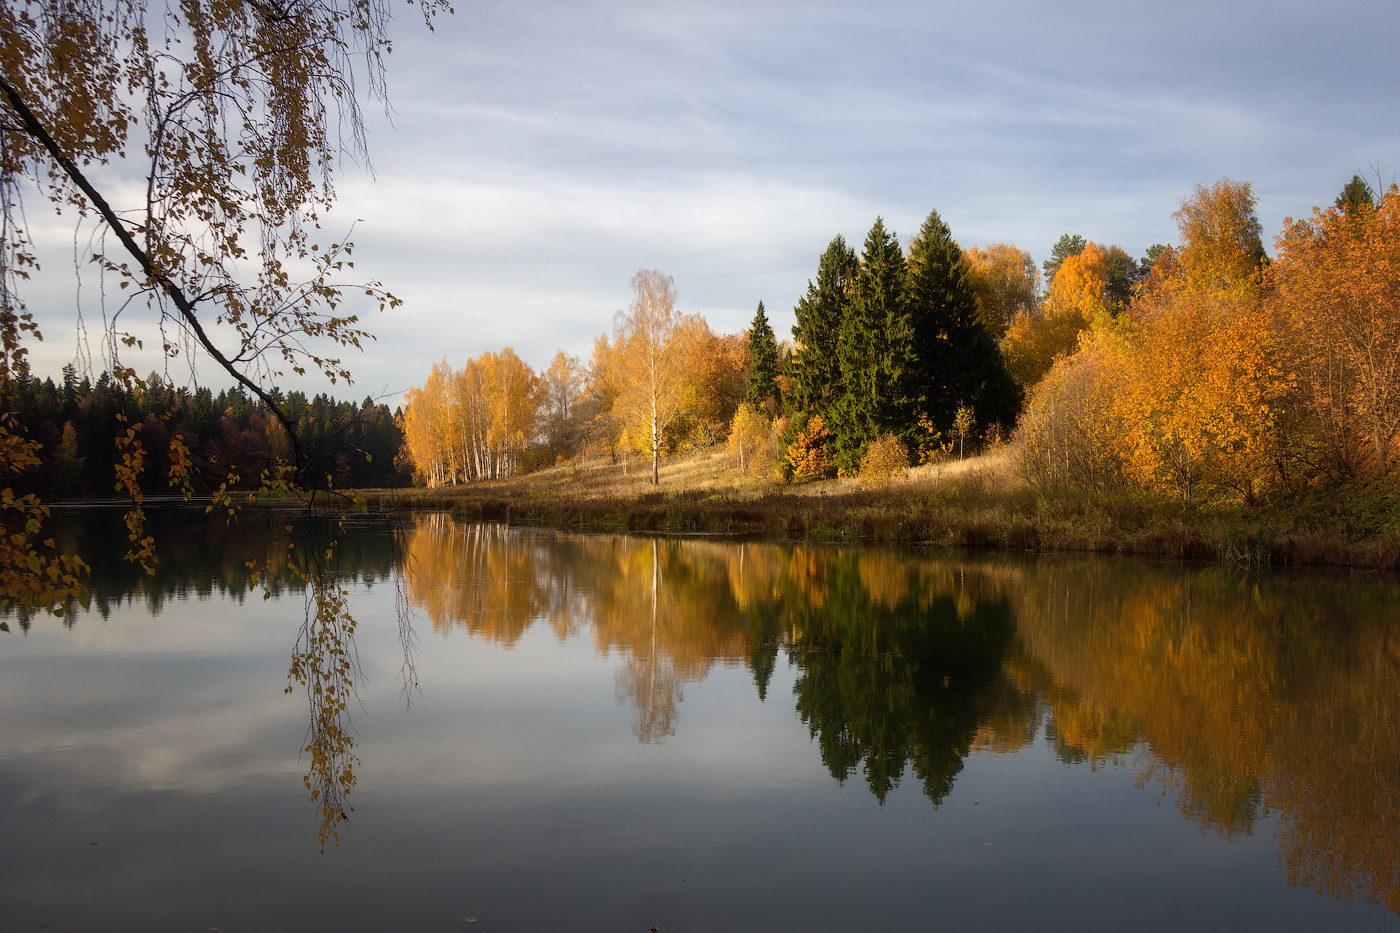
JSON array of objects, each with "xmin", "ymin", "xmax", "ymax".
[{"xmin": 354, "ymin": 446, "xmax": 1400, "ymax": 570}]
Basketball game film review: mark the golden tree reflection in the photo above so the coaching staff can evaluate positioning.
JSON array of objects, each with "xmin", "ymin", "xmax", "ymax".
[{"xmin": 394, "ymin": 517, "xmax": 1399, "ymax": 914}]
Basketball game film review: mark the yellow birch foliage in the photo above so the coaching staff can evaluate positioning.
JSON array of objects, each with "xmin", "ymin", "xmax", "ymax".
[
  {"xmin": 1172, "ymin": 178, "xmax": 1267, "ymax": 291},
  {"xmin": 1273, "ymin": 188, "xmax": 1400, "ymax": 476},
  {"xmin": 1116, "ymin": 286, "xmax": 1291, "ymax": 503},
  {"xmin": 727, "ymin": 403, "xmax": 770, "ymax": 475},
  {"xmin": 858, "ymin": 432, "xmax": 909, "ymax": 490},
  {"xmin": 965, "ymin": 242, "xmax": 1040, "ymax": 338},
  {"xmin": 1015, "ymin": 325, "xmax": 1130, "ymax": 496},
  {"xmin": 1000, "ymin": 242, "xmax": 1111, "ymax": 389}
]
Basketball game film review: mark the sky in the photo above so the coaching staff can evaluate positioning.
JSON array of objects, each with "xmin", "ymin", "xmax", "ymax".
[{"xmin": 20, "ymin": 0, "xmax": 1400, "ymax": 407}]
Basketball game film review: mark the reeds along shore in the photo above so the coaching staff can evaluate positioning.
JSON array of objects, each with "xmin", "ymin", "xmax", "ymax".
[{"xmin": 351, "ymin": 451, "xmax": 1400, "ymax": 572}]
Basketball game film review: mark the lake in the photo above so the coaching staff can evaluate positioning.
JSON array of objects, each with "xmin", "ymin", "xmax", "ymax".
[{"xmin": 2, "ymin": 506, "xmax": 1398, "ymax": 932}]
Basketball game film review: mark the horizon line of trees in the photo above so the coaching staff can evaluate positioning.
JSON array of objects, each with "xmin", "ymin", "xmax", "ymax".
[
  {"xmin": 4, "ymin": 365, "xmax": 410, "ymax": 498},
  {"xmin": 19, "ymin": 170, "xmax": 1388, "ymax": 503},
  {"xmin": 400, "ymin": 171, "xmax": 1400, "ymax": 498}
]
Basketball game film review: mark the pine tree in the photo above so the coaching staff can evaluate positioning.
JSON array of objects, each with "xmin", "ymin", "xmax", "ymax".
[
  {"xmin": 829, "ymin": 217, "xmax": 916, "ymax": 471},
  {"xmin": 1337, "ymin": 174, "xmax": 1377, "ymax": 214},
  {"xmin": 905, "ymin": 209, "xmax": 1021, "ymax": 439},
  {"xmin": 791, "ymin": 235, "xmax": 859, "ymax": 417},
  {"xmin": 1043, "ymin": 233, "xmax": 1087, "ymax": 284},
  {"xmin": 744, "ymin": 301, "xmax": 779, "ymax": 410}
]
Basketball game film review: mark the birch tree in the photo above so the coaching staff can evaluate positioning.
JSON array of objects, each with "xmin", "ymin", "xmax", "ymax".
[{"xmin": 613, "ymin": 270, "xmax": 691, "ymax": 485}]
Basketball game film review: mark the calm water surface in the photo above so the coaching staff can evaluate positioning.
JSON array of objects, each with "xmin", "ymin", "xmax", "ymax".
[{"xmin": 2, "ymin": 508, "xmax": 1398, "ymax": 932}]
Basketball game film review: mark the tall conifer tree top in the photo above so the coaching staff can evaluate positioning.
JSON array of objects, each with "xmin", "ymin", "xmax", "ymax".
[
  {"xmin": 745, "ymin": 300, "xmax": 780, "ymax": 408},
  {"xmin": 791, "ymin": 235, "xmax": 858, "ymax": 415},
  {"xmin": 906, "ymin": 209, "xmax": 1020, "ymax": 436},
  {"xmin": 829, "ymin": 217, "xmax": 916, "ymax": 470},
  {"xmin": 1337, "ymin": 174, "xmax": 1377, "ymax": 214}
]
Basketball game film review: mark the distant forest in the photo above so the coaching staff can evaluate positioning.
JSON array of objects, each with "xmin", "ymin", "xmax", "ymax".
[{"xmin": 5, "ymin": 365, "xmax": 409, "ymax": 498}]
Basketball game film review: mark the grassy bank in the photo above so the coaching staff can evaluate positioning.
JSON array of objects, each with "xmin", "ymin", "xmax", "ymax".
[{"xmin": 355, "ymin": 450, "xmax": 1400, "ymax": 570}]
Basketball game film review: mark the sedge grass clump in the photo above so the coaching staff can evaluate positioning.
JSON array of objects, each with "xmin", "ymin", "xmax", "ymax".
[{"xmin": 859, "ymin": 433, "xmax": 910, "ymax": 490}]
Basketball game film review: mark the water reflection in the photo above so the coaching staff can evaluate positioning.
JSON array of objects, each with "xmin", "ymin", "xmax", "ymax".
[
  {"xmin": 8, "ymin": 511, "xmax": 1398, "ymax": 918},
  {"xmin": 402, "ymin": 516, "xmax": 1400, "ymax": 915}
]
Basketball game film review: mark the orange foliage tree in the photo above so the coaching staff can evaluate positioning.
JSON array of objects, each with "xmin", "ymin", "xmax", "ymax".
[
  {"xmin": 788, "ymin": 415, "xmax": 835, "ymax": 482},
  {"xmin": 1116, "ymin": 286, "xmax": 1291, "ymax": 503},
  {"xmin": 1273, "ymin": 187, "xmax": 1400, "ymax": 477},
  {"xmin": 1000, "ymin": 242, "xmax": 1111, "ymax": 389},
  {"xmin": 965, "ymin": 243, "xmax": 1040, "ymax": 339},
  {"xmin": 402, "ymin": 350, "xmax": 542, "ymax": 485}
]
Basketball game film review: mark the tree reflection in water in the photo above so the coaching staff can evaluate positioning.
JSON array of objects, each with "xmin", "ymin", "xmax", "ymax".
[
  {"xmin": 23, "ymin": 510, "xmax": 1394, "ymax": 913},
  {"xmin": 403, "ymin": 517, "xmax": 1399, "ymax": 915},
  {"xmin": 22, "ymin": 506, "xmax": 407, "ymax": 852}
]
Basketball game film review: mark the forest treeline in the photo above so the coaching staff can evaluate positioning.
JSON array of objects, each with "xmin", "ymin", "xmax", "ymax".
[
  {"xmin": 13, "ymin": 172, "xmax": 1400, "ymax": 518},
  {"xmin": 4, "ymin": 367, "xmax": 411, "ymax": 497},
  {"xmin": 401, "ymin": 172, "xmax": 1400, "ymax": 515}
]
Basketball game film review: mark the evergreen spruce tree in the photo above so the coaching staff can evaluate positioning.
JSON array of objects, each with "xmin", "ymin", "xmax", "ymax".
[
  {"xmin": 744, "ymin": 301, "xmax": 780, "ymax": 410},
  {"xmin": 828, "ymin": 217, "xmax": 917, "ymax": 472},
  {"xmin": 905, "ymin": 209, "xmax": 1022, "ymax": 440},
  {"xmin": 1337, "ymin": 174, "xmax": 1377, "ymax": 214},
  {"xmin": 791, "ymin": 235, "xmax": 859, "ymax": 417}
]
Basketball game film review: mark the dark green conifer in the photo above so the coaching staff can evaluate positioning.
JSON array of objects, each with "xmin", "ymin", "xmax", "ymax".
[
  {"xmin": 905, "ymin": 209, "xmax": 1021, "ymax": 440},
  {"xmin": 1337, "ymin": 174, "xmax": 1377, "ymax": 214},
  {"xmin": 1042, "ymin": 233, "xmax": 1087, "ymax": 284},
  {"xmin": 1139, "ymin": 243, "xmax": 1170, "ymax": 280},
  {"xmin": 829, "ymin": 217, "xmax": 916, "ymax": 471},
  {"xmin": 744, "ymin": 301, "xmax": 779, "ymax": 409},
  {"xmin": 791, "ymin": 235, "xmax": 859, "ymax": 417}
]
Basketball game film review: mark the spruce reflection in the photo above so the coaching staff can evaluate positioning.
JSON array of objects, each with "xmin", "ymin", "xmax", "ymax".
[
  {"xmin": 21, "ymin": 511, "xmax": 1397, "ymax": 911},
  {"xmin": 395, "ymin": 518, "xmax": 1400, "ymax": 916},
  {"xmin": 778, "ymin": 552, "xmax": 1015, "ymax": 804}
]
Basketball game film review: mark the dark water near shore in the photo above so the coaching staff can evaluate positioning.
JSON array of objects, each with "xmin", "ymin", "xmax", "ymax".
[{"xmin": 2, "ymin": 507, "xmax": 1398, "ymax": 931}]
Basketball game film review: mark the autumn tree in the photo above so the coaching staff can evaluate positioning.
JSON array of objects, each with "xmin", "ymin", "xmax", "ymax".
[
  {"xmin": 612, "ymin": 270, "xmax": 696, "ymax": 484},
  {"xmin": 402, "ymin": 365, "xmax": 451, "ymax": 487},
  {"xmin": 858, "ymin": 432, "xmax": 909, "ymax": 489},
  {"xmin": 401, "ymin": 351, "xmax": 542, "ymax": 484},
  {"xmin": 541, "ymin": 351, "xmax": 585, "ymax": 463},
  {"xmin": 1273, "ymin": 186, "xmax": 1400, "ymax": 477},
  {"xmin": 683, "ymin": 326, "xmax": 747, "ymax": 447},
  {"xmin": 1170, "ymin": 178, "xmax": 1268, "ymax": 290},
  {"xmin": 728, "ymin": 403, "xmax": 770, "ymax": 475},
  {"xmin": 1000, "ymin": 242, "xmax": 1112, "ymax": 390},
  {"xmin": 477, "ymin": 348, "xmax": 540, "ymax": 478},
  {"xmin": 787, "ymin": 415, "xmax": 835, "ymax": 482},
  {"xmin": 1015, "ymin": 328, "xmax": 1129, "ymax": 496},
  {"xmin": 965, "ymin": 243, "xmax": 1040, "ymax": 338},
  {"xmin": 1116, "ymin": 285, "xmax": 1291, "ymax": 504}
]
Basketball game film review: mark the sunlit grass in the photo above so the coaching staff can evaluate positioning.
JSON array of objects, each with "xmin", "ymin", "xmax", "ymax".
[{"xmin": 353, "ymin": 446, "xmax": 1400, "ymax": 570}]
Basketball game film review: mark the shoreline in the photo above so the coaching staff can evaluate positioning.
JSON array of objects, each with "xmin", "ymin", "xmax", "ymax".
[{"xmin": 351, "ymin": 461, "xmax": 1400, "ymax": 572}]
